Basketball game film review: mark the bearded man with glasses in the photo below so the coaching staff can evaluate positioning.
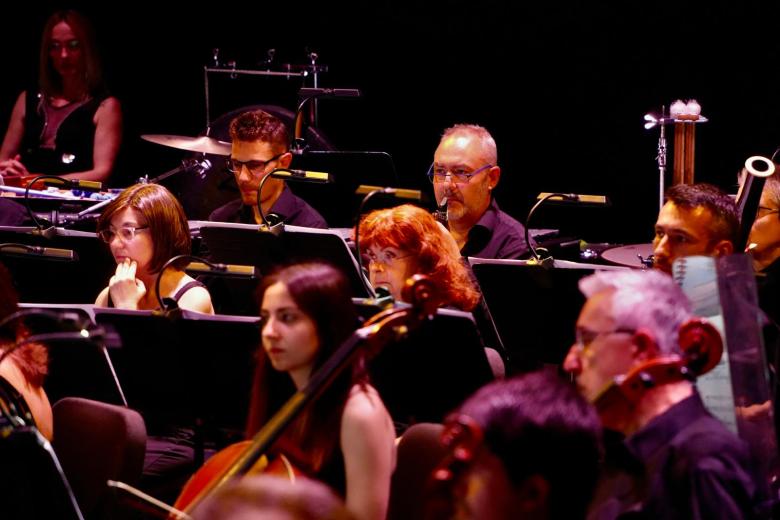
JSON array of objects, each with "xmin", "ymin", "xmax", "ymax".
[
  {"xmin": 208, "ymin": 109, "xmax": 327, "ymax": 228},
  {"xmin": 429, "ymin": 124, "xmax": 532, "ymax": 259}
]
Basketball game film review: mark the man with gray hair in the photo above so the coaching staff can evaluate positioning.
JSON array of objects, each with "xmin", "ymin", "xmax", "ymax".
[
  {"xmin": 563, "ymin": 269, "xmax": 761, "ymax": 519},
  {"xmin": 429, "ymin": 124, "xmax": 531, "ymax": 259}
]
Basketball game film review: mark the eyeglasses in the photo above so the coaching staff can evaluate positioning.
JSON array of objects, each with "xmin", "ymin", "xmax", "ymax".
[
  {"xmin": 366, "ymin": 249, "xmax": 412, "ymax": 266},
  {"xmin": 574, "ymin": 327, "xmax": 635, "ymax": 351},
  {"xmin": 227, "ymin": 153, "xmax": 286, "ymax": 177},
  {"xmin": 98, "ymin": 226, "xmax": 149, "ymax": 244},
  {"xmin": 427, "ymin": 163, "xmax": 492, "ymax": 184},
  {"xmin": 756, "ymin": 206, "xmax": 780, "ymax": 219}
]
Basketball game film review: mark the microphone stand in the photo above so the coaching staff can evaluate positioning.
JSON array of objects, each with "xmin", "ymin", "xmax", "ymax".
[
  {"xmin": 524, "ymin": 193, "xmax": 581, "ymax": 268},
  {"xmin": 138, "ymin": 157, "xmax": 213, "ymax": 185},
  {"xmin": 153, "ymin": 254, "xmax": 257, "ymax": 313},
  {"xmin": 352, "ymin": 188, "xmax": 390, "ymax": 297},
  {"xmin": 656, "ymin": 107, "xmax": 667, "ymax": 213},
  {"xmin": 254, "ymin": 172, "xmax": 286, "ymax": 235}
]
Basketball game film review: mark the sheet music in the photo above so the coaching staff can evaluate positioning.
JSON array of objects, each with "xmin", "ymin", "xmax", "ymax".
[{"xmin": 673, "ymin": 256, "xmax": 738, "ymax": 432}]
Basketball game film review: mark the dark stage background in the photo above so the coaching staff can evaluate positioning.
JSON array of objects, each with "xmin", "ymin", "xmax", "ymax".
[{"xmin": 3, "ymin": 1, "xmax": 779, "ymax": 245}]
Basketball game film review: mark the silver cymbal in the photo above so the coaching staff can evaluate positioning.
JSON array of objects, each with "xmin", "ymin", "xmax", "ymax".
[{"xmin": 141, "ymin": 134, "xmax": 231, "ymax": 156}]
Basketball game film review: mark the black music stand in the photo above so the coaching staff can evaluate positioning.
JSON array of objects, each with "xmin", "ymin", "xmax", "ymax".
[
  {"xmin": 93, "ymin": 308, "xmax": 261, "ymax": 440},
  {"xmin": 0, "ymin": 226, "xmax": 115, "ymax": 304},
  {"xmin": 468, "ymin": 258, "xmax": 628, "ymax": 373},
  {"xmin": 14, "ymin": 304, "xmax": 127, "ymax": 407},
  {"xmin": 19, "ymin": 304, "xmax": 261, "ymax": 449},
  {"xmin": 290, "ymin": 151, "xmax": 400, "ymax": 228},
  {"xmin": 0, "ymin": 427, "xmax": 83, "ymax": 519},
  {"xmin": 195, "ymin": 221, "xmax": 371, "ymax": 315},
  {"xmin": 354, "ymin": 300, "xmax": 494, "ymax": 429}
]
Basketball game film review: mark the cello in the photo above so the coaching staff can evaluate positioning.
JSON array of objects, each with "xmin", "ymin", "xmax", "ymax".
[
  {"xmin": 592, "ymin": 317, "xmax": 723, "ymax": 432},
  {"xmin": 171, "ymin": 274, "xmax": 441, "ymax": 516}
]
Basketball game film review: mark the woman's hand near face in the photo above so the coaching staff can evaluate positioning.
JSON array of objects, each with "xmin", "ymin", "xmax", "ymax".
[{"xmin": 108, "ymin": 259, "xmax": 146, "ymax": 309}]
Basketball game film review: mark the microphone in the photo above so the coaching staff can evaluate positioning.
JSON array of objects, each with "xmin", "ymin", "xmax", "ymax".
[
  {"xmin": 0, "ymin": 243, "xmax": 77, "ymax": 261},
  {"xmin": 355, "ymin": 185, "xmax": 423, "ymax": 201},
  {"xmin": 270, "ymin": 168, "xmax": 333, "ymax": 183},
  {"xmin": 33, "ymin": 211, "xmax": 100, "ymax": 226},
  {"xmin": 535, "ymin": 192, "xmax": 609, "ymax": 205},
  {"xmin": 185, "ymin": 261, "xmax": 258, "ymax": 279},
  {"xmin": 434, "ymin": 196, "xmax": 448, "ymax": 224},
  {"xmin": 41, "ymin": 178, "xmax": 103, "ymax": 191},
  {"xmin": 298, "ymin": 87, "xmax": 361, "ymax": 98}
]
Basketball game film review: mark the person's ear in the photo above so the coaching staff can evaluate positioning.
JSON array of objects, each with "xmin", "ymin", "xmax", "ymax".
[
  {"xmin": 487, "ymin": 165, "xmax": 500, "ymax": 190},
  {"xmin": 278, "ymin": 151, "xmax": 293, "ymax": 169},
  {"xmin": 631, "ymin": 328, "xmax": 661, "ymax": 362},
  {"xmin": 712, "ymin": 239, "xmax": 734, "ymax": 257},
  {"xmin": 516, "ymin": 474, "xmax": 550, "ymax": 515}
]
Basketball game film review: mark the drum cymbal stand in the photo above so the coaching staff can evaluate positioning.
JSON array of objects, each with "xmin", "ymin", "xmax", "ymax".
[{"xmin": 643, "ymin": 106, "xmax": 667, "ymax": 213}]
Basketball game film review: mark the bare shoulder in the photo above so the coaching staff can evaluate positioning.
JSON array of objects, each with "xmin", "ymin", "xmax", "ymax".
[
  {"xmin": 176, "ymin": 278, "xmax": 214, "ymax": 314},
  {"xmin": 98, "ymin": 96, "xmax": 121, "ymax": 111},
  {"xmin": 343, "ymin": 384, "xmax": 391, "ymax": 425},
  {"xmin": 95, "ymin": 96, "xmax": 122, "ymax": 120}
]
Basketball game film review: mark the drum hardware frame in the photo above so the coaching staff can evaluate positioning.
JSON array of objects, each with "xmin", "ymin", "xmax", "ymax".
[
  {"xmin": 203, "ymin": 49, "xmax": 328, "ymax": 136},
  {"xmin": 643, "ymin": 103, "xmax": 708, "ymax": 212}
]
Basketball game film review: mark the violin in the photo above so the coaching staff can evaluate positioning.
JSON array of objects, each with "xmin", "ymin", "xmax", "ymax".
[
  {"xmin": 593, "ymin": 318, "xmax": 723, "ymax": 432},
  {"xmin": 172, "ymin": 275, "xmax": 441, "ymax": 515}
]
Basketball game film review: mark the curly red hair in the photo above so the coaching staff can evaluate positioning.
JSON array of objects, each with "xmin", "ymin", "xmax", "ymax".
[{"xmin": 359, "ymin": 204, "xmax": 480, "ymax": 311}]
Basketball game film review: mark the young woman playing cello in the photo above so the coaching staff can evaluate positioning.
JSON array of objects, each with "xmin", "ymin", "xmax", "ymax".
[{"xmin": 180, "ymin": 262, "xmax": 395, "ymax": 520}]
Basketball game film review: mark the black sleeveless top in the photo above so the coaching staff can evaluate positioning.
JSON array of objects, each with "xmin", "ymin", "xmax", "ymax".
[
  {"xmin": 21, "ymin": 90, "xmax": 103, "ymax": 175},
  {"xmin": 0, "ymin": 373, "xmax": 35, "ymax": 431}
]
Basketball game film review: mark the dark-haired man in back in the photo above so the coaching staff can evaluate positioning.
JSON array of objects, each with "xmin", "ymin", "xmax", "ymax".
[
  {"xmin": 652, "ymin": 183, "xmax": 738, "ymax": 274},
  {"xmin": 209, "ymin": 109, "xmax": 327, "ymax": 228},
  {"xmin": 432, "ymin": 371, "xmax": 602, "ymax": 520}
]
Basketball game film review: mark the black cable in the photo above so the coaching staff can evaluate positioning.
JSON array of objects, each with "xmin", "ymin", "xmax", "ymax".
[
  {"xmin": 23, "ymin": 175, "xmax": 65, "ymax": 232},
  {"xmin": 154, "ymin": 254, "xmax": 223, "ymax": 311},
  {"xmin": 353, "ymin": 188, "xmax": 388, "ymax": 297},
  {"xmin": 524, "ymin": 192, "xmax": 578, "ymax": 262}
]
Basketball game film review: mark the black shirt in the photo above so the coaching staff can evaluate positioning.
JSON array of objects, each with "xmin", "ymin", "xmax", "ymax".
[
  {"xmin": 460, "ymin": 198, "xmax": 531, "ymax": 259},
  {"xmin": 208, "ymin": 185, "xmax": 327, "ymax": 229},
  {"xmin": 589, "ymin": 392, "xmax": 761, "ymax": 519}
]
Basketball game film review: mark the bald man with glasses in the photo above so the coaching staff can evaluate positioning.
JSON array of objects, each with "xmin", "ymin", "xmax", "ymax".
[{"xmin": 429, "ymin": 124, "xmax": 532, "ymax": 259}]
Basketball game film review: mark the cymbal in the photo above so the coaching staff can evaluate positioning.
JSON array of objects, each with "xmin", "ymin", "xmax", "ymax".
[{"xmin": 141, "ymin": 134, "xmax": 231, "ymax": 156}]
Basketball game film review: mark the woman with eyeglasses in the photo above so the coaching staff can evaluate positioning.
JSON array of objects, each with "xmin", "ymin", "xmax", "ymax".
[
  {"xmin": 358, "ymin": 204, "xmax": 480, "ymax": 311},
  {"xmin": 0, "ymin": 10, "xmax": 122, "ymax": 183},
  {"xmin": 94, "ymin": 183, "xmax": 213, "ymax": 313}
]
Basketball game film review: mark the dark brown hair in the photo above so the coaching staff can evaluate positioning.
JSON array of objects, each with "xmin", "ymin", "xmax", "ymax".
[
  {"xmin": 96, "ymin": 184, "xmax": 191, "ymax": 273},
  {"xmin": 39, "ymin": 10, "xmax": 105, "ymax": 97},
  {"xmin": 458, "ymin": 371, "xmax": 602, "ymax": 520},
  {"xmin": 246, "ymin": 262, "xmax": 362, "ymax": 475},
  {"xmin": 665, "ymin": 183, "xmax": 739, "ymax": 246},
  {"xmin": 229, "ymin": 109, "xmax": 290, "ymax": 152}
]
